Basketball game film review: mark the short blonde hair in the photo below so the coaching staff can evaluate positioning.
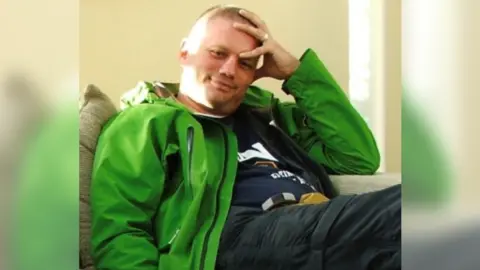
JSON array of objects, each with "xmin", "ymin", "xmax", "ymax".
[
  {"xmin": 195, "ymin": 4, "xmax": 247, "ymax": 23},
  {"xmin": 184, "ymin": 4, "xmax": 260, "ymax": 50}
]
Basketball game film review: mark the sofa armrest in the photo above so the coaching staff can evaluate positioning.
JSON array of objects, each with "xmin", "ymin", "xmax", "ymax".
[{"xmin": 330, "ymin": 173, "xmax": 401, "ymax": 195}]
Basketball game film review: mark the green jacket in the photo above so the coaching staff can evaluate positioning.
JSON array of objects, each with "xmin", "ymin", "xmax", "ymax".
[{"xmin": 90, "ymin": 48, "xmax": 380, "ymax": 270}]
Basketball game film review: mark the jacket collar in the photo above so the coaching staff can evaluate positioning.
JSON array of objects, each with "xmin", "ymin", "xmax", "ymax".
[{"xmin": 120, "ymin": 80, "xmax": 277, "ymax": 112}]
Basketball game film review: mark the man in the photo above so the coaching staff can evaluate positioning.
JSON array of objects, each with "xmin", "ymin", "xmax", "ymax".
[{"xmin": 90, "ymin": 4, "xmax": 400, "ymax": 270}]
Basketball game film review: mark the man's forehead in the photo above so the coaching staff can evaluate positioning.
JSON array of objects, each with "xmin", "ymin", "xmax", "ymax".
[
  {"xmin": 203, "ymin": 18, "xmax": 259, "ymax": 50},
  {"xmin": 205, "ymin": 17, "xmax": 244, "ymax": 34}
]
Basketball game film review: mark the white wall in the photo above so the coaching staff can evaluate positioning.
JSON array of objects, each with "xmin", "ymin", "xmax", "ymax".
[
  {"xmin": 1, "ymin": 0, "xmax": 78, "ymax": 102},
  {"xmin": 381, "ymin": 0, "xmax": 402, "ymax": 173}
]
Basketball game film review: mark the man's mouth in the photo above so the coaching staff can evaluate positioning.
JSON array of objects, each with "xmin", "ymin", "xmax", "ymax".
[{"xmin": 210, "ymin": 78, "xmax": 234, "ymax": 90}]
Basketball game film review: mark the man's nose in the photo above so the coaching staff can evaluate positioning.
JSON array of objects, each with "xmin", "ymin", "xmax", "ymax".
[{"xmin": 219, "ymin": 56, "xmax": 237, "ymax": 78}]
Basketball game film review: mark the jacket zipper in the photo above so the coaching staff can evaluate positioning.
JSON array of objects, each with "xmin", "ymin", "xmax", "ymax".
[
  {"xmin": 186, "ymin": 126, "xmax": 195, "ymax": 199},
  {"xmin": 199, "ymin": 125, "xmax": 229, "ymax": 270}
]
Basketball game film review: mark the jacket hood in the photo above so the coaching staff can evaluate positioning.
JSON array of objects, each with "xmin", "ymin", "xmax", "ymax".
[
  {"xmin": 120, "ymin": 80, "xmax": 278, "ymax": 110},
  {"xmin": 120, "ymin": 81, "xmax": 179, "ymax": 110}
]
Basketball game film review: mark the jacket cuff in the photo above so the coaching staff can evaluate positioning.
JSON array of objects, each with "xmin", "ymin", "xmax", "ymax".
[{"xmin": 281, "ymin": 48, "xmax": 328, "ymax": 96}]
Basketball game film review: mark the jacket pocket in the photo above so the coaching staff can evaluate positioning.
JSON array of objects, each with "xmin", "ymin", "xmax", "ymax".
[{"xmin": 185, "ymin": 126, "xmax": 195, "ymax": 199}]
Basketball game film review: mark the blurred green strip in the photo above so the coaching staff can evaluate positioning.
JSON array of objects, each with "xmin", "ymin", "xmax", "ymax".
[
  {"xmin": 10, "ymin": 103, "xmax": 79, "ymax": 270},
  {"xmin": 402, "ymin": 88, "xmax": 452, "ymax": 207}
]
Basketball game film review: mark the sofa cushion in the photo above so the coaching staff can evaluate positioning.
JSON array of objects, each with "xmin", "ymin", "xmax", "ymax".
[
  {"xmin": 79, "ymin": 84, "xmax": 117, "ymax": 269},
  {"xmin": 330, "ymin": 173, "xmax": 401, "ymax": 195}
]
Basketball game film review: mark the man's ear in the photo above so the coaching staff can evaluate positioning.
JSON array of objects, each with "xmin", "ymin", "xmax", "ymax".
[{"xmin": 179, "ymin": 38, "xmax": 189, "ymax": 65}]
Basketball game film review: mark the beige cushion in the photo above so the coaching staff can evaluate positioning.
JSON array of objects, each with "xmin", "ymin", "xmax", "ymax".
[
  {"xmin": 330, "ymin": 173, "xmax": 401, "ymax": 195},
  {"xmin": 79, "ymin": 84, "xmax": 118, "ymax": 270}
]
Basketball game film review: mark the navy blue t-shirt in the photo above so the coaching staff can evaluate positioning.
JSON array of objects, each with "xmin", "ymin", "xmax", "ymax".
[{"xmin": 230, "ymin": 117, "xmax": 317, "ymax": 208}]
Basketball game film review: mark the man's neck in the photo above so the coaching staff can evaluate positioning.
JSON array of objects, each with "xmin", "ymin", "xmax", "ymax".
[{"xmin": 176, "ymin": 93, "xmax": 228, "ymax": 118}]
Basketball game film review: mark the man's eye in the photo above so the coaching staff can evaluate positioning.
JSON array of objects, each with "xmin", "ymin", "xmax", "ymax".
[
  {"xmin": 240, "ymin": 61, "xmax": 253, "ymax": 69},
  {"xmin": 211, "ymin": 50, "xmax": 225, "ymax": 57}
]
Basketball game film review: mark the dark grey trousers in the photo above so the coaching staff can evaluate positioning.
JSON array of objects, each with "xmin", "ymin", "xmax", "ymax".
[{"xmin": 216, "ymin": 184, "xmax": 401, "ymax": 270}]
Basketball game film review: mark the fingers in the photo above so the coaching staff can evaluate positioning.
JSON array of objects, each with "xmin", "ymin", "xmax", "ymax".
[
  {"xmin": 239, "ymin": 46, "xmax": 267, "ymax": 59},
  {"xmin": 233, "ymin": 23, "xmax": 267, "ymax": 42},
  {"xmin": 234, "ymin": 10, "xmax": 272, "ymax": 59},
  {"xmin": 239, "ymin": 9, "xmax": 266, "ymax": 30}
]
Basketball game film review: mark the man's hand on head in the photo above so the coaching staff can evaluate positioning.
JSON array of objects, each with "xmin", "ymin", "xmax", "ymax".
[{"xmin": 233, "ymin": 9, "xmax": 300, "ymax": 82}]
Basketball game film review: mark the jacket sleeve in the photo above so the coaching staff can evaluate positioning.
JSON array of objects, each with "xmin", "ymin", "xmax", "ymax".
[
  {"xmin": 90, "ymin": 106, "xmax": 166, "ymax": 270},
  {"xmin": 278, "ymin": 48, "xmax": 380, "ymax": 175}
]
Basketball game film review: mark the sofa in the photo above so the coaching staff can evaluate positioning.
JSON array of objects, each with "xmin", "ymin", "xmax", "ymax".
[{"xmin": 79, "ymin": 83, "xmax": 401, "ymax": 270}]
